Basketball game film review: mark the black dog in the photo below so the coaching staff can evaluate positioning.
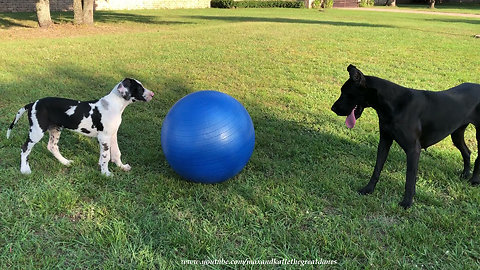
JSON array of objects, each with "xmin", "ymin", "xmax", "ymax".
[{"xmin": 331, "ymin": 65, "xmax": 480, "ymax": 209}]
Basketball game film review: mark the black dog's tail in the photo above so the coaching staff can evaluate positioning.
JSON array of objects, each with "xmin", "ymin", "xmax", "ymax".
[{"xmin": 7, "ymin": 103, "xmax": 33, "ymax": 139}]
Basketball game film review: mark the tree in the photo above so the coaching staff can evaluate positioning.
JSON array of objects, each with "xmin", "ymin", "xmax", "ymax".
[
  {"xmin": 73, "ymin": 0, "xmax": 94, "ymax": 25},
  {"xmin": 429, "ymin": 0, "xmax": 435, "ymax": 8},
  {"xmin": 304, "ymin": 0, "xmax": 313, "ymax": 8},
  {"xmin": 36, "ymin": 0, "xmax": 53, "ymax": 28},
  {"xmin": 73, "ymin": 0, "xmax": 83, "ymax": 25}
]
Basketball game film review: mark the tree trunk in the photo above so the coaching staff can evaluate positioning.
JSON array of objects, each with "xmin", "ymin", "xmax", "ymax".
[
  {"xmin": 83, "ymin": 0, "xmax": 94, "ymax": 25},
  {"xmin": 73, "ymin": 0, "xmax": 83, "ymax": 25},
  {"xmin": 304, "ymin": 0, "xmax": 313, "ymax": 8},
  {"xmin": 74, "ymin": 0, "xmax": 94, "ymax": 25},
  {"xmin": 385, "ymin": 0, "xmax": 396, "ymax": 6},
  {"xmin": 429, "ymin": 0, "xmax": 435, "ymax": 8},
  {"xmin": 36, "ymin": 0, "xmax": 52, "ymax": 28}
]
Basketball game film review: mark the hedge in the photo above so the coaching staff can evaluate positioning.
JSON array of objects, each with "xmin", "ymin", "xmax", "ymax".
[
  {"xmin": 211, "ymin": 0, "xmax": 305, "ymax": 8},
  {"xmin": 211, "ymin": 0, "xmax": 234, "ymax": 8}
]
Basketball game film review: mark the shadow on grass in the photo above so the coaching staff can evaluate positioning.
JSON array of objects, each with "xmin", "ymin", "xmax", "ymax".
[
  {"xmin": 1, "ymin": 11, "xmax": 399, "ymax": 30},
  {"xmin": 1, "ymin": 62, "xmax": 468, "ymax": 202},
  {"xmin": 0, "ymin": 12, "xmax": 37, "ymax": 28},
  {"xmin": 0, "ymin": 17, "xmax": 31, "ymax": 28},
  {"xmin": 94, "ymin": 11, "xmax": 194, "ymax": 25},
  {"xmin": 184, "ymin": 15, "xmax": 395, "ymax": 28},
  {"xmin": 424, "ymin": 18, "xmax": 480, "ymax": 25},
  {"xmin": 0, "ymin": 11, "xmax": 193, "ymax": 29},
  {"xmin": 2, "ymin": 63, "xmax": 477, "ymax": 265}
]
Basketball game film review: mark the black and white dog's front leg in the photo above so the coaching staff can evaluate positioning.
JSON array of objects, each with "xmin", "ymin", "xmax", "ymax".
[
  {"xmin": 110, "ymin": 131, "xmax": 131, "ymax": 172},
  {"xmin": 98, "ymin": 134, "xmax": 112, "ymax": 176}
]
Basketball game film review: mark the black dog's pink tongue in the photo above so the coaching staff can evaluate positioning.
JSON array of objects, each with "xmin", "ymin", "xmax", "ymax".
[{"xmin": 345, "ymin": 108, "xmax": 356, "ymax": 128}]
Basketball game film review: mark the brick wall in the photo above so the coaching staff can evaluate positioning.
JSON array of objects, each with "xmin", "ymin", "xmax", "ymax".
[
  {"xmin": 0, "ymin": 0, "xmax": 72, "ymax": 12},
  {"xmin": 0, "ymin": 0, "xmax": 210, "ymax": 12}
]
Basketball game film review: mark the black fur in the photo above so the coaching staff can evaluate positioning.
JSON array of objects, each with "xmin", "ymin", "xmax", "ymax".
[
  {"xmin": 91, "ymin": 107, "xmax": 104, "ymax": 132},
  {"xmin": 122, "ymin": 78, "xmax": 147, "ymax": 102},
  {"xmin": 332, "ymin": 64, "xmax": 480, "ymax": 209},
  {"xmin": 21, "ymin": 139, "xmax": 31, "ymax": 153},
  {"xmin": 7, "ymin": 77, "xmax": 153, "ymax": 176},
  {"xmin": 10, "ymin": 79, "xmax": 147, "ymax": 137},
  {"xmin": 102, "ymin": 143, "xmax": 109, "ymax": 152},
  {"xmin": 33, "ymin": 98, "xmax": 99, "ymax": 132}
]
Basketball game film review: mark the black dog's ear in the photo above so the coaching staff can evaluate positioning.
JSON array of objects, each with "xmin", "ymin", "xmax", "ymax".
[{"xmin": 347, "ymin": 64, "xmax": 366, "ymax": 87}]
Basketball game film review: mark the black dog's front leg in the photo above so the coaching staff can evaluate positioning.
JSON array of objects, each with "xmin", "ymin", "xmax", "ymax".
[
  {"xmin": 359, "ymin": 132, "xmax": 393, "ymax": 195},
  {"xmin": 399, "ymin": 144, "xmax": 421, "ymax": 209},
  {"xmin": 469, "ymin": 128, "xmax": 480, "ymax": 185}
]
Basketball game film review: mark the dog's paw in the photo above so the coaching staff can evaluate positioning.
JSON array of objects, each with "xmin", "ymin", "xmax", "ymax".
[
  {"xmin": 460, "ymin": 170, "xmax": 471, "ymax": 179},
  {"xmin": 121, "ymin": 164, "xmax": 131, "ymax": 172},
  {"xmin": 102, "ymin": 171, "xmax": 113, "ymax": 177},
  {"xmin": 358, "ymin": 185, "xmax": 374, "ymax": 195},
  {"xmin": 63, "ymin": 160, "xmax": 73, "ymax": 167},
  {"xmin": 399, "ymin": 199, "xmax": 413, "ymax": 209},
  {"xmin": 20, "ymin": 167, "xmax": 32, "ymax": 175}
]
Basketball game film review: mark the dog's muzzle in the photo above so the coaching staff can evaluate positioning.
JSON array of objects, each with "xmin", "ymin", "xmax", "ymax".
[{"xmin": 144, "ymin": 89, "xmax": 155, "ymax": 102}]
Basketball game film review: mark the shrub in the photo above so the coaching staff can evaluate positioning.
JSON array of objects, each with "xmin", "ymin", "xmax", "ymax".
[
  {"xmin": 235, "ymin": 1, "xmax": 305, "ymax": 8},
  {"xmin": 312, "ymin": 0, "xmax": 322, "ymax": 8},
  {"xmin": 211, "ymin": 0, "xmax": 235, "ymax": 8},
  {"xmin": 359, "ymin": 0, "xmax": 374, "ymax": 7},
  {"xmin": 323, "ymin": 0, "xmax": 333, "ymax": 8},
  {"xmin": 211, "ymin": 0, "xmax": 305, "ymax": 8}
]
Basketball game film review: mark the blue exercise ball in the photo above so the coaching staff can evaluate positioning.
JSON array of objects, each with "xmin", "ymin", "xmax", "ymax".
[{"xmin": 161, "ymin": 91, "xmax": 255, "ymax": 183}]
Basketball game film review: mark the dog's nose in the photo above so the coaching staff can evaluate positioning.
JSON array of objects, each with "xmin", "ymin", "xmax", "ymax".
[{"xmin": 146, "ymin": 90, "xmax": 154, "ymax": 101}]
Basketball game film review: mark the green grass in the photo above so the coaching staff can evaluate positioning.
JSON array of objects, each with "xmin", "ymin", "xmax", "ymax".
[{"xmin": 0, "ymin": 7, "xmax": 479, "ymax": 269}]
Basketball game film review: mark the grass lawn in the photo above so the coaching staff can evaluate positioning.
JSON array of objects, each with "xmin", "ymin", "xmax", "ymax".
[{"xmin": 0, "ymin": 7, "xmax": 480, "ymax": 269}]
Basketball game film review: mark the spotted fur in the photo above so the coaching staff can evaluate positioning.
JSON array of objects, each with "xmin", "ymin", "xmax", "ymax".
[{"xmin": 7, "ymin": 78, "xmax": 154, "ymax": 176}]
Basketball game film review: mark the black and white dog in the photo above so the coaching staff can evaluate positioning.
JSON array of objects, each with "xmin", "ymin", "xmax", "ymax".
[
  {"xmin": 7, "ymin": 78, "xmax": 154, "ymax": 176},
  {"xmin": 332, "ymin": 65, "xmax": 480, "ymax": 209}
]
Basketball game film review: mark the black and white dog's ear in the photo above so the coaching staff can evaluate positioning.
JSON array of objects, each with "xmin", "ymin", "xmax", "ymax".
[
  {"xmin": 117, "ymin": 80, "xmax": 131, "ymax": 100},
  {"xmin": 347, "ymin": 64, "xmax": 366, "ymax": 87}
]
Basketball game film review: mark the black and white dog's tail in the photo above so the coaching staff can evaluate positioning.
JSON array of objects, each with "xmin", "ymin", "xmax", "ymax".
[{"xmin": 7, "ymin": 103, "xmax": 33, "ymax": 139}]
